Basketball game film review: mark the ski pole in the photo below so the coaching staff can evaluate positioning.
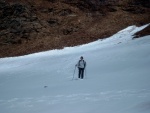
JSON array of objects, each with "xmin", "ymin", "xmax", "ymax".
[{"xmin": 72, "ymin": 65, "xmax": 77, "ymax": 80}]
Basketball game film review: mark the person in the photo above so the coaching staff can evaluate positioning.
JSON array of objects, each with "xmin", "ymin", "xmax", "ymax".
[{"xmin": 76, "ymin": 56, "xmax": 86, "ymax": 79}]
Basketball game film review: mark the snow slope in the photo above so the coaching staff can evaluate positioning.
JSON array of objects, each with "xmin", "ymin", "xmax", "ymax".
[{"xmin": 0, "ymin": 24, "xmax": 150, "ymax": 113}]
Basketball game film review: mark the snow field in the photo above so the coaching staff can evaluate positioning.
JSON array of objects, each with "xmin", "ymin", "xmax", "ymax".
[{"xmin": 0, "ymin": 24, "xmax": 150, "ymax": 113}]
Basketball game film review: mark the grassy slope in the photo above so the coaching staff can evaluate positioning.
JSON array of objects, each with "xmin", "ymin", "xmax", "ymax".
[{"xmin": 0, "ymin": 0, "xmax": 149, "ymax": 57}]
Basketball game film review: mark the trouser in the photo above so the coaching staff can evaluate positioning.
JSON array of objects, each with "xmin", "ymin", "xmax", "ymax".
[{"xmin": 78, "ymin": 68, "xmax": 84, "ymax": 79}]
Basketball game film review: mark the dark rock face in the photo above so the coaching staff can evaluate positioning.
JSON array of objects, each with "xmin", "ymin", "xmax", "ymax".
[
  {"xmin": 0, "ymin": 1, "xmax": 26, "ymax": 31},
  {"xmin": 58, "ymin": 9, "xmax": 73, "ymax": 16},
  {"xmin": 47, "ymin": 18, "xmax": 59, "ymax": 26},
  {"xmin": 134, "ymin": 25, "xmax": 150, "ymax": 38},
  {"xmin": 64, "ymin": 0, "xmax": 111, "ymax": 11},
  {"xmin": 0, "ymin": 3, "xmax": 26, "ymax": 18},
  {"xmin": 47, "ymin": 0, "xmax": 57, "ymax": 3},
  {"xmin": 122, "ymin": 6, "xmax": 146, "ymax": 14},
  {"xmin": 130, "ymin": 0, "xmax": 150, "ymax": 8},
  {"xmin": 0, "ymin": 1, "xmax": 39, "ymax": 45},
  {"xmin": 63, "ymin": 0, "xmax": 118, "ymax": 17}
]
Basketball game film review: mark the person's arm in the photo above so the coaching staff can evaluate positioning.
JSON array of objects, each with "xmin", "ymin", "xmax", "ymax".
[
  {"xmin": 84, "ymin": 61, "xmax": 86, "ymax": 68},
  {"xmin": 76, "ymin": 61, "xmax": 79, "ymax": 67}
]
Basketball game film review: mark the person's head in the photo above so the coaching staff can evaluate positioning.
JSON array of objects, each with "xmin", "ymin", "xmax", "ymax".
[{"xmin": 80, "ymin": 56, "xmax": 83, "ymax": 60}]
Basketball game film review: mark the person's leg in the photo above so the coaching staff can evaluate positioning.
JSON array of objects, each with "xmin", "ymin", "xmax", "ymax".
[
  {"xmin": 78, "ymin": 68, "xmax": 81, "ymax": 78},
  {"xmin": 81, "ymin": 68, "xmax": 84, "ymax": 79}
]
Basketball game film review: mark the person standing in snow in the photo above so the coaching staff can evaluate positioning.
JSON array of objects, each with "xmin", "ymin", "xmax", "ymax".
[{"xmin": 76, "ymin": 56, "xmax": 86, "ymax": 79}]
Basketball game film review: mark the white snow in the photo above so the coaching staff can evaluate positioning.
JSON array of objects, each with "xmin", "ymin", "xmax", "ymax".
[{"xmin": 0, "ymin": 24, "xmax": 150, "ymax": 113}]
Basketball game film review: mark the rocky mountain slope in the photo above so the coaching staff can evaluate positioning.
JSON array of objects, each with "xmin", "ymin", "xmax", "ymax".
[{"xmin": 0, "ymin": 0, "xmax": 150, "ymax": 57}]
